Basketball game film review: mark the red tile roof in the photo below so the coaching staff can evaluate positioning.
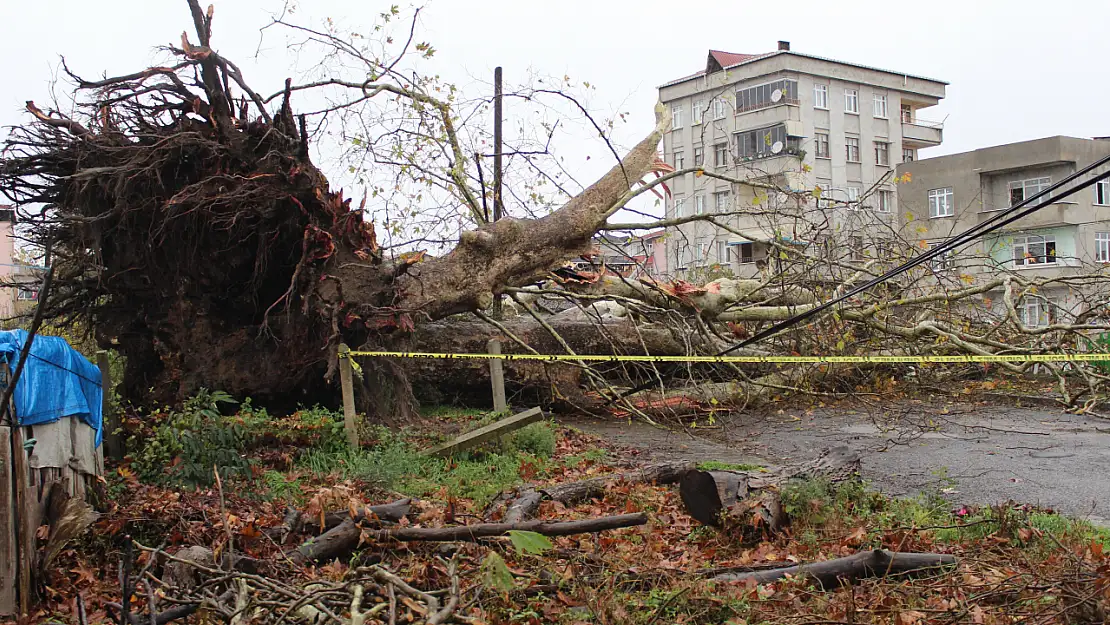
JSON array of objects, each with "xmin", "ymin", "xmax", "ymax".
[{"xmin": 709, "ymin": 50, "xmax": 760, "ymax": 69}]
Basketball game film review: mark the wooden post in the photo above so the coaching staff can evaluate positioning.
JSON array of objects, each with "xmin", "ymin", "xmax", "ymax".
[
  {"xmin": 338, "ymin": 344, "xmax": 358, "ymax": 449},
  {"xmin": 0, "ymin": 426, "xmax": 16, "ymax": 615},
  {"xmin": 491, "ymin": 66, "xmax": 504, "ymax": 321},
  {"xmin": 423, "ymin": 407, "xmax": 543, "ymax": 458},
  {"xmin": 487, "ymin": 339, "xmax": 508, "ymax": 413},
  {"xmin": 96, "ymin": 351, "xmax": 122, "ymax": 462},
  {"xmin": 10, "ymin": 422, "xmax": 31, "ymax": 617}
]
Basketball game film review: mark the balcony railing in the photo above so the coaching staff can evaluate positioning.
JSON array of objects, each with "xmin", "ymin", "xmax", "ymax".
[{"xmin": 735, "ymin": 98, "xmax": 800, "ymax": 115}]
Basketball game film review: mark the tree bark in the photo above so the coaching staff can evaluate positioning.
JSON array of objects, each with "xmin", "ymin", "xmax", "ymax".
[
  {"xmin": 282, "ymin": 499, "xmax": 414, "ymax": 537},
  {"xmin": 712, "ymin": 549, "xmax": 957, "ymax": 589}
]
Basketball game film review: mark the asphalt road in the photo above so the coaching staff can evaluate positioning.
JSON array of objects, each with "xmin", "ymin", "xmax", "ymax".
[{"xmin": 571, "ymin": 400, "xmax": 1110, "ymax": 525}]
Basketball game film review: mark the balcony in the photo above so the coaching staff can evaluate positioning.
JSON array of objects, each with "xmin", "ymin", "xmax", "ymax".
[{"xmin": 902, "ymin": 117, "xmax": 943, "ymax": 148}]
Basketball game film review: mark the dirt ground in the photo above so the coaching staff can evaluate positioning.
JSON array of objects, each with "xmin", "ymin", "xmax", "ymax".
[{"xmin": 567, "ymin": 396, "xmax": 1110, "ymax": 525}]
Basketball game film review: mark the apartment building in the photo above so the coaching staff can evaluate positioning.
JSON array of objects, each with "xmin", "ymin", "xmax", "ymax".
[
  {"xmin": 896, "ymin": 136, "xmax": 1110, "ymax": 326},
  {"xmin": 657, "ymin": 43, "xmax": 947, "ymax": 277}
]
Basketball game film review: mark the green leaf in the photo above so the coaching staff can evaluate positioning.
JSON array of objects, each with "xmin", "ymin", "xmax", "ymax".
[
  {"xmin": 507, "ymin": 530, "xmax": 553, "ymax": 555},
  {"xmin": 480, "ymin": 552, "xmax": 514, "ymax": 592}
]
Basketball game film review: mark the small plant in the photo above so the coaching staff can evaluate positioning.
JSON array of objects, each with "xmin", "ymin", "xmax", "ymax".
[
  {"xmin": 696, "ymin": 461, "xmax": 764, "ymax": 472},
  {"xmin": 507, "ymin": 421, "xmax": 556, "ymax": 458}
]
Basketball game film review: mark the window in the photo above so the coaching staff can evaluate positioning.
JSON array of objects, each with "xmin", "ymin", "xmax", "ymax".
[
  {"xmin": 902, "ymin": 148, "xmax": 915, "ymax": 163},
  {"xmin": 717, "ymin": 240, "xmax": 728, "ymax": 263},
  {"xmin": 736, "ymin": 242, "xmax": 755, "ymax": 264},
  {"xmin": 849, "ymin": 236, "xmax": 865, "ymax": 261},
  {"xmin": 713, "ymin": 97, "xmax": 728, "ymax": 120},
  {"xmin": 694, "ymin": 194, "xmax": 705, "ymax": 215},
  {"xmin": 846, "ymin": 186, "xmax": 861, "ymax": 201},
  {"xmin": 692, "ymin": 99, "xmax": 705, "ymax": 125},
  {"xmin": 1018, "ymin": 297, "xmax": 1057, "ymax": 328},
  {"xmin": 734, "ymin": 124, "xmax": 800, "ymax": 160},
  {"xmin": 694, "ymin": 243, "xmax": 706, "ymax": 265},
  {"xmin": 928, "ymin": 242, "xmax": 956, "ymax": 271},
  {"xmin": 714, "ymin": 143, "xmax": 730, "ymax": 167},
  {"xmin": 873, "ymin": 94, "xmax": 888, "ymax": 118},
  {"xmin": 672, "ymin": 105, "xmax": 684, "ymax": 129},
  {"xmin": 814, "ymin": 132, "xmax": 830, "ymax": 158},
  {"xmin": 693, "ymin": 146, "xmax": 704, "ymax": 167},
  {"xmin": 1009, "ymin": 177, "xmax": 1052, "ymax": 207},
  {"xmin": 845, "ymin": 137, "xmax": 861, "ymax": 162},
  {"xmin": 814, "ymin": 84, "xmax": 829, "ymax": 109},
  {"xmin": 844, "ymin": 89, "xmax": 859, "ymax": 114},
  {"xmin": 714, "ymin": 191, "xmax": 730, "ymax": 211},
  {"xmin": 1096, "ymin": 232, "xmax": 1110, "ymax": 263},
  {"xmin": 735, "ymin": 79, "xmax": 799, "ymax": 113},
  {"xmin": 673, "ymin": 150, "xmax": 685, "ymax": 169},
  {"xmin": 674, "ymin": 195, "xmax": 686, "ymax": 216},
  {"xmin": 1012, "ymin": 234, "xmax": 1057, "ymax": 267},
  {"xmin": 874, "ymin": 141, "xmax": 890, "ymax": 166},
  {"xmin": 877, "ymin": 190, "xmax": 893, "ymax": 213},
  {"xmin": 928, "ymin": 187, "xmax": 954, "ymax": 218},
  {"xmin": 1096, "ymin": 181, "xmax": 1110, "ymax": 206},
  {"xmin": 900, "ymin": 104, "xmax": 913, "ymax": 123},
  {"xmin": 16, "ymin": 287, "xmax": 38, "ymax": 301}
]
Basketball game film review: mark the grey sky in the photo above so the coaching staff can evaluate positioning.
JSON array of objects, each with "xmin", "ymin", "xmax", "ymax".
[{"xmin": 3, "ymin": 0, "xmax": 1107, "ymax": 210}]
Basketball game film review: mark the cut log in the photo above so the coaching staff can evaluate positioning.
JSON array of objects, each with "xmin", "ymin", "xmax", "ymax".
[
  {"xmin": 502, "ymin": 462, "xmax": 695, "ymax": 523},
  {"xmin": 293, "ymin": 513, "xmax": 646, "ymax": 564},
  {"xmin": 713, "ymin": 549, "xmax": 957, "ymax": 589},
  {"xmin": 678, "ymin": 470, "xmax": 750, "ymax": 527}
]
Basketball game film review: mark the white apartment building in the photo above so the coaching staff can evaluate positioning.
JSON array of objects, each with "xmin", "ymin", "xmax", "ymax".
[{"xmin": 657, "ymin": 43, "xmax": 947, "ymax": 277}]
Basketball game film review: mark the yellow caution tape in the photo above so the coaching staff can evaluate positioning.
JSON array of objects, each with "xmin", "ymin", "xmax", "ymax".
[{"xmin": 346, "ymin": 351, "xmax": 1110, "ymax": 364}]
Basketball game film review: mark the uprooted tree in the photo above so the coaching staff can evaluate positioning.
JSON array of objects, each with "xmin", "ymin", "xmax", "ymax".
[{"xmin": 4, "ymin": 0, "xmax": 1110, "ymax": 419}]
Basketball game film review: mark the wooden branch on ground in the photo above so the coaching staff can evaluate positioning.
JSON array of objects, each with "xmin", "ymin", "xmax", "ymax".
[
  {"xmin": 501, "ymin": 462, "xmax": 694, "ymax": 523},
  {"xmin": 293, "ymin": 513, "xmax": 646, "ymax": 564},
  {"xmin": 712, "ymin": 549, "xmax": 957, "ymax": 589},
  {"xmin": 422, "ymin": 407, "xmax": 543, "ymax": 458},
  {"xmin": 280, "ymin": 498, "xmax": 414, "ymax": 538}
]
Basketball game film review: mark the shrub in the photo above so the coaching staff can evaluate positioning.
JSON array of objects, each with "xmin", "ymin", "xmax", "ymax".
[{"xmin": 508, "ymin": 421, "xmax": 556, "ymax": 458}]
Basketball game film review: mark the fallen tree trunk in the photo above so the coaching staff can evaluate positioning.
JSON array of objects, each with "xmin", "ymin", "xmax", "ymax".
[
  {"xmin": 713, "ymin": 549, "xmax": 957, "ymax": 588},
  {"xmin": 501, "ymin": 462, "xmax": 695, "ymax": 523},
  {"xmin": 280, "ymin": 498, "xmax": 414, "ymax": 538},
  {"xmin": 293, "ymin": 512, "xmax": 647, "ymax": 563}
]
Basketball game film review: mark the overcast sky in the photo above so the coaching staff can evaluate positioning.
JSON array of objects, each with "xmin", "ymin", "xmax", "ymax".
[{"xmin": 3, "ymin": 0, "xmax": 1107, "ymax": 207}]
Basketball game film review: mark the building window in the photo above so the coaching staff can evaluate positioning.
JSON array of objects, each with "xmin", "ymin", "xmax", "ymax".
[
  {"xmin": 1097, "ymin": 180, "xmax": 1110, "ymax": 206},
  {"xmin": 693, "ymin": 146, "xmax": 704, "ymax": 167},
  {"xmin": 673, "ymin": 150, "xmax": 685, "ymax": 169},
  {"xmin": 902, "ymin": 148, "xmax": 915, "ymax": 162},
  {"xmin": 874, "ymin": 141, "xmax": 890, "ymax": 166},
  {"xmin": 674, "ymin": 196, "xmax": 686, "ymax": 216},
  {"xmin": 734, "ymin": 124, "xmax": 800, "ymax": 161},
  {"xmin": 1096, "ymin": 232, "xmax": 1110, "ymax": 263},
  {"xmin": 877, "ymin": 190, "xmax": 893, "ymax": 213},
  {"xmin": 736, "ymin": 242, "xmax": 754, "ymax": 264},
  {"xmin": 714, "ymin": 191, "xmax": 729, "ymax": 211},
  {"xmin": 694, "ymin": 243, "xmax": 706, "ymax": 265},
  {"xmin": 713, "ymin": 97, "xmax": 728, "ymax": 120},
  {"xmin": 672, "ymin": 105, "xmax": 684, "ymax": 129},
  {"xmin": 692, "ymin": 99, "xmax": 705, "ymax": 125},
  {"xmin": 849, "ymin": 236, "xmax": 865, "ymax": 261},
  {"xmin": 1009, "ymin": 177, "xmax": 1051, "ymax": 207},
  {"xmin": 846, "ymin": 186, "xmax": 861, "ymax": 209},
  {"xmin": 1012, "ymin": 234, "xmax": 1057, "ymax": 267},
  {"xmin": 844, "ymin": 89, "xmax": 859, "ymax": 114},
  {"xmin": 928, "ymin": 242, "xmax": 956, "ymax": 271},
  {"xmin": 16, "ymin": 288, "xmax": 38, "ymax": 301},
  {"xmin": 716, "ymin": 240, "xmax": 728, "ymax": 263},
  {"xmin": 694, "ymin": 194, "xmax": 705, "ymax": 215},
  {"xmin": 735, "ymin": 79, "xmax": 799, "ymax": 113},
  {"xmin": 714, "ymin": 143, "xmax": 729, "ymax": 167},
  {"xmin": 900, "ymin": 104, "xmax": 913, "ymax": 123},
  {"xmin": 928, "ymin": 187, "xmax": 954, "ymax": 218},
  {"xmin": 874, "ymin": 94, "xmax": 888, "ymax": 118},
  {"xmin": 814, "ymin": 132, "xmax": 830, "ymax": 158},
  {"xmin": 814, "ymin": 84, "xmax": 829, "ymax": 109},
  {"xmin": 845, "ymin": 137, "xmax": 860, "ymax": 162},
  {"xmin": 1018, "ymin": 297, "xmax": 1057, "ymax": 328}
]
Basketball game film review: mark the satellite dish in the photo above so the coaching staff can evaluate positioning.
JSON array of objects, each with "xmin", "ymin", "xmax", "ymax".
[
  {"xmin": 771, "ymin": 89, "xmax": 783, "ymax": 102},
  {"xmin": 771, "ymin": 141, "xmax": 784, "ymax": 154}
]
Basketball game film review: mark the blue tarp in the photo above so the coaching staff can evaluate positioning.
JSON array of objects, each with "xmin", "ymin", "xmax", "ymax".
[{"xmin": 0, "ymin": 330, "xmax": 103, "ymax": 447}]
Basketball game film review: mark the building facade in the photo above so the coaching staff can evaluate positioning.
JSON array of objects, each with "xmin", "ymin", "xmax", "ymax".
[
  {"xmin": 656, "ymin": 43, "xmax": 947, "ymax": 278},
  {"xmin": 896, "ymin": 136, "xmax": 1110, "ymax": 327}
]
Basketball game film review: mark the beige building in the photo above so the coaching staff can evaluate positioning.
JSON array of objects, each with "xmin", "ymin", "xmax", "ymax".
[
  {"xmin": 657, "ymin": 43, "xmax": 947, "ymax": 277},
  {"xmin": 896, "ymin": 136, "xmax": 1110, "ymax": 327}
]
